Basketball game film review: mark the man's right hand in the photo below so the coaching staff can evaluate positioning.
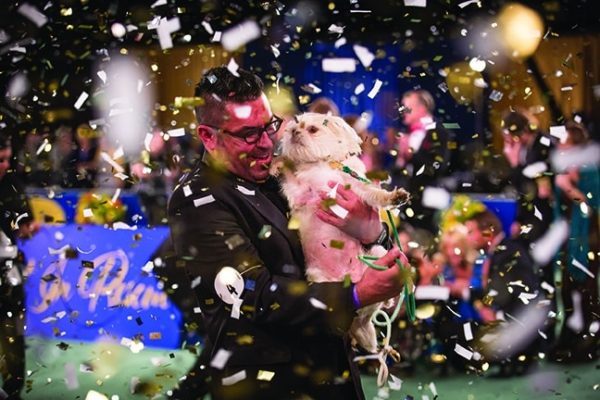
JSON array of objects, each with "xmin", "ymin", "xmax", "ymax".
[{"xmin": 355, "ymin": 246, "xmax": 408, "ymax": 307}]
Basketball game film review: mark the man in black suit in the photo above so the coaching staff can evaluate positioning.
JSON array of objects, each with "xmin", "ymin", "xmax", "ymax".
[
  {"xmin": 167, "ymin": 67, "xmax": 407, "ymax": 400},
  {"xmin": 391, "ymin": 90, "xmax": 454, "ymax": 234}
]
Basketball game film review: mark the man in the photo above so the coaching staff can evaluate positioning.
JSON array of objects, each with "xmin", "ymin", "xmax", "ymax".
[
  {"xmin": 465, "ymin": 210, "xmax": 545, "ymax": 376},
  {"xmin": 167, "ymin": 67, "xmax": 407, "ymax": 400},
  {"xmin": 0, "ymin": 134, "xmax": 38, "ymax": 400},
  {"xmin": 392, "ymin": 90, "xmax": 454, "ymax": 234}
]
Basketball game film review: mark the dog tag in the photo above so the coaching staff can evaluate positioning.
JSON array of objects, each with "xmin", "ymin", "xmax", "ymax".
[{"xmin": 215, "ymin": 266, "xmax": 244, "ymax": 318}]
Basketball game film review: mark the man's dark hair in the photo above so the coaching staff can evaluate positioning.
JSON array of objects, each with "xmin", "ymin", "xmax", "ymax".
[
  {"xmin": 565, "ymin": 120, "xmax": 589, "ymax": 145},
  {"xmin": 502, "ymin": 110, "xmax": 535, "ymax": 136},
  {"xmin": 194, "ymin": 66, "xmax": 264, "ymax": 125},
  {"xmin": 0, "ymin": 133, "xmax": 11, "ymax": 150},
  {"xmin": 469, "ymin": 210, "xmax": 503, "ymax": 238}
]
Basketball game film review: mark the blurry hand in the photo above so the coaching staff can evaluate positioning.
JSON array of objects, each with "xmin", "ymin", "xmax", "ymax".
[
  {"xmin": 502, "ymin": 134, "xmax": 521, "ymax": 168},
  {"xmin": 355, "ymin": 246, "xmax": 409, "ymax": 307},
  {"xmin": 316, "ymin": 181, "xmax": 382, "ymax": 245}
]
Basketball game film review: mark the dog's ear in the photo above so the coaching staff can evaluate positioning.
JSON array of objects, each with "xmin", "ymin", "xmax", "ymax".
[{"xmin": 329, "ymin": 115, "xmax": 363, "ymax": 154}]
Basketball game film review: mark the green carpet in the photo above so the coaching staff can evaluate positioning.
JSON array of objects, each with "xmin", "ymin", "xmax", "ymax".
[{"xmin": 9, "ymin": 337, "xmax": 598, "ymax": 399}]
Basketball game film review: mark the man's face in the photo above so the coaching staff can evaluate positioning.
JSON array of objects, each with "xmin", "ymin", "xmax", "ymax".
[
  {"xmin": 0, "ymin": 147, "xmax": 12, "ymax": 180},
  {"xmin": 401, "ymin": 93, "xmax": 428, "ymax": 127},
  {"xmin": 207, "ymin": 94, "xmax": 275, "ymax": 183},
  {"xmin": 466, "ymin": 220, "xmax": 487, "ymax": 250}
]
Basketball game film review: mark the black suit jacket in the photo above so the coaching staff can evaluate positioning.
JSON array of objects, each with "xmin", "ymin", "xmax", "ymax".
[{"xmin": 167, "ymin": 154, "xmax": 364, "ymax": 399}]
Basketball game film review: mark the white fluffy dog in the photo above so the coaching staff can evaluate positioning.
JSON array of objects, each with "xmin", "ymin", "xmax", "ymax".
[{"xmin": 275, "ymin": 112, "xmax": 408, "ymax": 353}]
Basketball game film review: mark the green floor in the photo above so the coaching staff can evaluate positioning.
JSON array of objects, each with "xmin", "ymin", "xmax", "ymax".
[{"xmin": 11, "ymin": 337, "xmax": 599, "ymax": 399}]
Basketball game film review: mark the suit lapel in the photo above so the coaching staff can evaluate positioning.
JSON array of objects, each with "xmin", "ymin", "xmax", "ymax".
[{"xmin": 233, "ymin": 180, "xmax": 305, "ymax": 266}]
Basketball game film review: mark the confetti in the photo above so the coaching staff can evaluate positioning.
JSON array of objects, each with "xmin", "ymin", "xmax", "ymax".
[
  {"xmin": 463, "ymin": 322, "xmax": 473, "ymax": 341},
  {"xmin": 367, "ymin": 79, "xmax": 383, "ymax": 99},
  {"xmin": 571, "ymin": 258, "xmax": 595, "ymax": 278},
  {"xmin": 227, "ymin": 57, "xmax": 240, "ymax": 77},
  {"xmin": 489, "ymin": 90, "xmax": 503, "ymax": 102},
  {"xmin": 225, "ymin": 234, "xmax": 245, "ymax": 250},
  {"xmin": 388, "ymin": 374, "xmax": 403, "ymax": 390},
  {"xmin": 193, "ymin": 195, "xmax": 216, "ymax": 207},
  {"xmin": 17, "ymin": 3, "xmax": 48, "ymax": 27},
  {"xmin": 167, "ymin": 127, "xmax": 185, "ymax": 137},
  {"xmin": 353, "ymin": 45, "xmax": 375, "ymax": 68},
  {"xmin": 85, "ymin": 390, "xmax": 109, "ymax": 400},
  {"xmin": 256, "ymin": 370, "xmax": 275, "ymax": 381},
  {"xmin": 322, "ymin": 58, "xmax": 356, "ymax": 73},
  {"xmin": 328, "ymin": 24, "xmax": 345, "ymax": 34},
  {"xmin": 201, "ymin": 20, "xmax": 214, "ymax": 35},
  {"xmin": 222, "ymin": 370, "xmax": 246, "ymax": 386},
  {"xmin": 334, "ymin": 37, "xmax": 347, "ymax": 48},
  {"xmin": 422, "ymin": 187, "xmax": 451, "ymax": 209},
  {"xmin": 210, "ymin": 349, "xmax": 232, "ymax": 369},
  {"xmin": 150, "ymin": 17, "xmax": 181, "ymax": 50},
  {"xmin": 74, "ymin": 91, "xmax": 89, "ymax": 110},
  {"xmin": 531, "ymin": 219, "xmax": 568, "ymax": 265},
  {"xmin": 236, "ymin": 185, "xmax": 255, "ymax": 196},
  {"xmin": 453, "ymin": 343, "xmax": 473, "ymax": 360},
  {"xmin": 221, "ymin": 20, "xmax": 261, "ymax": 51},
  {"xmin": 415, "ymin": 285, "xmax": 450, "ymax": 300},
  {"xmin": 522, "ymin": 161, "xmax": 547, "ymax": 178},
  {"xmin": 309, "ymin": 297, "xmax": 328, "ymax": 310},
  {"xmin": 549, "ymin": 125, "xmax": 567, "ymax": 142},
  {"xmin": 183, "ymin": 185, "xmax": 192, "ymax": 197},
  {"xmin": 258, "ymin": 225, "xmax": 272, "ymax": 239},
  {"xmin": 458, "ymin": 0, "xmax": 480, "ymax": 8},
  {"xmin": 404, "ymin": 0, "xmax": 427, "ymax": 7},
  {"xmin": 354, "ymin": 83, "xmax": 365, "ymax": 95}
]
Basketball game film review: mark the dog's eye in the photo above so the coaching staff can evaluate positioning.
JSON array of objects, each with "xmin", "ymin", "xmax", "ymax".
[{"xmin": 308, "ymin": 126, "xmax": 319, "ymax": 134}]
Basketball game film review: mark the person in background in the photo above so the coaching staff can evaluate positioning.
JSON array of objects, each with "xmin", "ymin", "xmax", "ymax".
[
  {"xmin": 307, "ymin": 96, "xmax": 340, "ymax": 116},
  {"xmin": 167, "ymin": 66, "xmax": 407, "ymax": 400},
  {"xmin": 466, "ymin": 209, "xmax": 544, "ymax": 376},
  {"xmin": 549, "ymin": 121, "xmax": 600, "ymax": 362},
  {"xmin": 0, "ymin": 133, "xmax": 39, "ymax": 400},
  {"xmin": 390, "ymin": 89, "xmax": 454, "ymax": 234}
]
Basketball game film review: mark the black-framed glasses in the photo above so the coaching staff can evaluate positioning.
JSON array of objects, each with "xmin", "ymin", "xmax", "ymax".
[{"xmin": 203, "ymin": 116, "xmax": 283, "ymax": 144}]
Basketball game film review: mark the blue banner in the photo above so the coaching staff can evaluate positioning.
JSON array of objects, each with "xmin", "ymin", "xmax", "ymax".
[{"xmin": 20, "ymin": 225, "xmax": 182, "ymax": 349}]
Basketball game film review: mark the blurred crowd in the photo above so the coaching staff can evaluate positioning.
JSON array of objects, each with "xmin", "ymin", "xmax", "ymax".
[{"xmin": 4, "ymin": 90, "xmax": 600, "ymax": 379}]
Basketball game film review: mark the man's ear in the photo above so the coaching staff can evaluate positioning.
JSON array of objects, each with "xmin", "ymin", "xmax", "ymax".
[{"xmin": 198, "ymin": 125, "xmax": 217, "ymax": 151}]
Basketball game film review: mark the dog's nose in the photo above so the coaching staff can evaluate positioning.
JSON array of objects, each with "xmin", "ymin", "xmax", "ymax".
[{"xmin": 292, "ymin": 129, "xmax": 300, "ymax": 136}]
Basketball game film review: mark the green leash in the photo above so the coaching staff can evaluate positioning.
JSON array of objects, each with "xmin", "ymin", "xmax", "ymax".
[{"xmin": 329, "ymin": 161, "xmax": 417, "ymax": 321}]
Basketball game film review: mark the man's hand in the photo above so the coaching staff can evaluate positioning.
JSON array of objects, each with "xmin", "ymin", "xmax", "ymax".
[
  {"xmin": 355, "ymin": 246, "xmax": 409, "ymax": 307},
  {"xmin": 316, "ymin": 181, "xmax": 383, "ymax": 245},
  {"xmin": 502, "ymin": 134, "xmax": 521, "ymax": 168},
  {"xmin": 18, "ymin": 220, "xmax": 40, "ymax": 239}
]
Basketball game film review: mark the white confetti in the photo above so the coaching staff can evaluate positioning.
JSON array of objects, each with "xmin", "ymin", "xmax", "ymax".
[
  {"xmin": 530, "ymin": 219, "xmax": 568, "ymax": 265},
  {"xmin": 142, "ymin": 261, "xmax": 154, "ymax": 273},
  {"xmin": 571, "ymin": 258, "xmax": 595, "ymax": 278},
  {"xmin": 112, "ymin": 222, "xmax": 138, "ymax": 231},
  {"xmin": 415, "ymin": 285, "xmax": 450, "ymax": 300},
  {"xmin": 303, "ymin": 83, "xmax": 322, "ymax": 94},
  {"xmin": 211, "ymin": 31, "xmax": 222, "ymax": 42},
  {"xmin": 150, "ymin": 0, "xmax": 167, "ymax": 7},
  {"xmin": 334, "ymin": 37, "xmax": 347, "ymax": 48},
  {"xmin": 221, "ymin": 20, "xmax": 261, "ymax": 51},
  {"xmin": 100, "ymin": 151, "xmax": 125, "ymax": 173},
  {"xmin": 354, "ymin": 83, "xmax": 365, "ymax": 95},
  {"xmin": 415, "ymin": 164, "xmax": 425, "ymax": 176},
  {"xmin": 210, "ymin": 349, "xmax": 232, "ymax": 370},
  {"xmin": 201, "ymin": 20, "xmax": 214, "ymax": 35},
  {"xmin": 540, "ymin": 281, "xmax": 555, "ymax": 294},
  {"xmin": 404, "ymin": 0, "xmax": 427, "ymax": 7},
  {"xmin": 322, "ymin": 58, "xmax": 356, "ymax": 73},
  {"xmin": 85, "ymin": 390, "xmax": 109, "ymax": 400},
  {"xmin": 522, "ymin": 161, "xmax": 547, "ymax": 178},
  {"xmin": 309, "ymin": 297, "xmax": 328, "ymax": 310},
  {"xmin": 233, "ymin": 105, "xmax": 252, "ymax": 119},
  {"xmin": 539, "ymin": 136, "xmax": 551, "ymax": 147},
  {"xmin": 236, "ymin": 185, "xmax": 255, "ymax": 196},
  {"xmin": 227, "ymin": 57, "xmax": 240, "ymax": 77},
  {"xmin": 367, "ymin": 79, "xmax": 383, "ymax": 99},
  {"xmin": 422, "ymin": 187, "xmax": 451, "ymax": 209},
  {"xmin": 328, "ymin": 24, "xmax": 344, "ymax": 34},
  {"xmin": 463, "ymin": 322, "xmax": 473, "ymax": 341},
  {"xmin": 549, "ymin": 125, "xmax": 567, "ymax": 143},
  {"xmin": 222, "ymin": 370, "xmax": 246, "ymax": 386},
  {"xmin": 149, "ymin": 17, "xmax": 180, "ymax": 50},
  {"xmin": 518, "ymin": 291, "xmax": 538, "ymax": 304},
  {"xmin": 454, "ymin": 343, "xmax": 473, "ymax": 360},
  {"xmin": 353, "ymin": 44, "xmax": 375, "ymax": 68},
  {"xmin": 183, "ymin": 185, "xmax": 192, "ymax": 197},
  {"xmin": 74, "ymin": 91, "xmax": 89, "ymax": 110},
  {"xmin": 18, "ymin": 3, "xmax": 48, "ymax": 27},
  {"xmin": 193, "ymin": 195, "xmax": 216, "ymax": 207},
  {"xmin": 489, "ymin": 90, "xmax": 503, "ymax": 102},
  {"xmin": 534, "ymin": 205, "xmax": 543, "ymax": 221},
  {"xmin": 458, "ymin": 0, "xmax": 480, "ymax": 8},
  {"xmin": 388, "ymin": 374, "xmax": 402, "ymax": 390},
  {"xmin": 270, "ymin": 44, "xmax": 280, "ymax": 58},
  {"xmin": 83, "ymin": 208, "xmax": 93, "ymax": 218},
  {"xmin": 190, "ymin": 275, "xmax": 202, "ymax": 289},
  {"xmin": 167, "ymin": 127, "xmax": 185, "ymax": 137}
]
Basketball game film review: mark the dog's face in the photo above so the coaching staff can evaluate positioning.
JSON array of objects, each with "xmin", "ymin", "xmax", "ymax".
[{"xmin": 279, "ymin": 112, "xmax": 363, "ymax": 164}]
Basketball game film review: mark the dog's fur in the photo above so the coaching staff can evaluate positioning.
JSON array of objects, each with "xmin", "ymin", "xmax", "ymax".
[{"xmin": 274, "ymin": 112, "xmax": 408, "ymax": 352}]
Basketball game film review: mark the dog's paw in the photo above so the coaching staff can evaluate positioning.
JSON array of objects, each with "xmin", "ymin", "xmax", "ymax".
[{"xmin": 392, "ymin": 187, "xmax": 410, "ymax": 205}]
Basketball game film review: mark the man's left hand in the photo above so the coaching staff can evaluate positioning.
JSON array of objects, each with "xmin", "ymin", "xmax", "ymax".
[{"xmin": 316, "ymin": 181, "xmax": 382, "ymax": 244}]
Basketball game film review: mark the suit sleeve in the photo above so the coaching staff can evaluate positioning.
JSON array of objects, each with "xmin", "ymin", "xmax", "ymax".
[
  {"xmin": 168, "ymin": 190, "xmax": 356, "ymax": 336},
  {"xmin": 410, "ymin": 127, "xmax": 453, "ymax": 191}
]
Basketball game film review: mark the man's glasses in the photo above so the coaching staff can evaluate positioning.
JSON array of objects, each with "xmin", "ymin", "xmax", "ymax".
[{"xmin": 203, "ymin": 116, "xmax": 283, "ymax": 144}]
